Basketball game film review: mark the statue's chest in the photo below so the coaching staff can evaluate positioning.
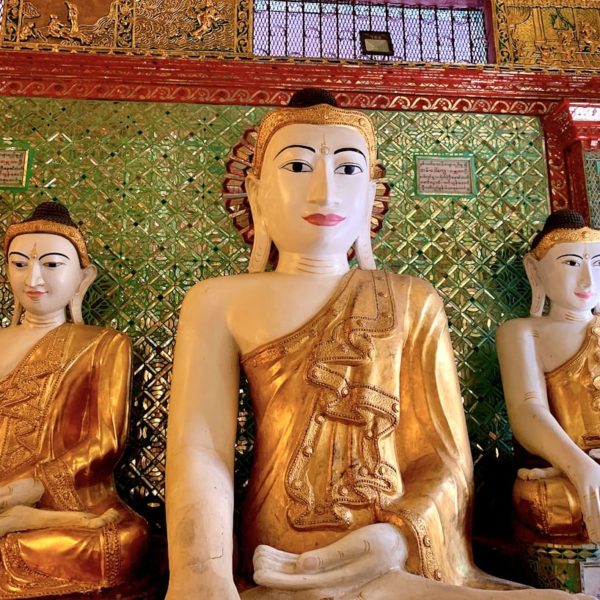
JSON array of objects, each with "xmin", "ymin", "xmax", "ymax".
[{"xmin": 0, "ymin": 329, "xmax": 67, "ymax": 477}]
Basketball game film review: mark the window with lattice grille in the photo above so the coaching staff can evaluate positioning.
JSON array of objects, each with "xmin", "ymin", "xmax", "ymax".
[{"xmin": 253, "ymin": 0, "xmax": 488, "ymax": 63}]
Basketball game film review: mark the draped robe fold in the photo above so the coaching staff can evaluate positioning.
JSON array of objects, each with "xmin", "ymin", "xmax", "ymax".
[{"xmin": 0, "ymin": 323, "xmax": 147, "ymax": 598}]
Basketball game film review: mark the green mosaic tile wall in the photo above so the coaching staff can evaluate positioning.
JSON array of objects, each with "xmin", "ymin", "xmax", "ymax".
[{"xmin": 0, "ymin": 97, "xmax": 550, "ymax": 532}]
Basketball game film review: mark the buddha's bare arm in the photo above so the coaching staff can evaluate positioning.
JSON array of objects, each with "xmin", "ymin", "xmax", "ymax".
[
  {"xmin": 166, "ymin": 281, "xmax": 241, "ymax": 599},
  {"xmin": 497, "ymin": 319, "xmax": 600, "ymax": 541}
]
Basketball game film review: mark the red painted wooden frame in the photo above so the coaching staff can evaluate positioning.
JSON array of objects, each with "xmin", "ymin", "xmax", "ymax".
[{"xmin": 1, "ymin": 50, "xmax": 600, "ymax": 212}]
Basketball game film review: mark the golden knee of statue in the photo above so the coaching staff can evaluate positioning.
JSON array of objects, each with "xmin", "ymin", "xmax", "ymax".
[{"xmin": 0, "ymin": 202, "xmax": 148, "ymax": 598}]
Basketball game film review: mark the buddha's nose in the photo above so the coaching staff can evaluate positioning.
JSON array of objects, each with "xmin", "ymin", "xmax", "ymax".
[
  {"xmin": 307, "ymin": 158, "xmax": 338, "ymax": 207},
  {"xmin": 25, "ymin": 261, "xmax": 44, "ymax": 287},
  {"xmin": 579, "ymin": 260, "xmax": 593, "ymax": 289}
]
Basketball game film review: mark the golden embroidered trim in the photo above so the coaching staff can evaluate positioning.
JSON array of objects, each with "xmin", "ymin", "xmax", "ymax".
[
  {"xmin": 4, "ymin": 221, "xmax": 90, "ymax": 267},
  {"xmin": 530, "ymin": 227, "xmax": 600, "ymax": 260},
  {"xmin": 0, "ymin": 328, "xmax": 67, "ymax": 477},
  {"xmin": 285, "ymin": 271, "xmax": 400, "ymax": 529},
  {"xmin": 395, "ymin": 508, "xmax": 442, "ymax": 581},
  {"xmin": 36, "ymin": 459, "xmax": 84, "ymax": 511},
  {"xmin": 103, "ymin": 523, "xmax": 122, "ymax": 586},
  {"xmin": 252, "ymin": 103, "xmax": 378, "ymax": 178}
]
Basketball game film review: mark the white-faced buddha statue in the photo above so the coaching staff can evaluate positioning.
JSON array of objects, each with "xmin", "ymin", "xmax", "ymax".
[
  {"xmin": 166, "ymin": 90, "xmax": 591, "ymax": 600},
  {"xmin": 0, "ymin": 202, "xmax": 148, "ymax": 597},
  {"xmin": 498, "ymin": 210, "xmax": 600, "ymax": 545}
]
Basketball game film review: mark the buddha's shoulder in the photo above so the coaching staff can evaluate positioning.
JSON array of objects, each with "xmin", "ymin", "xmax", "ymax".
[
  {"xmin": 68, "ymin": 323, "xmax": 131, "ymax": 348},
  {"xmin": 182, "ymin": 273, "xmax": 261, "ymax": 310},
  {"xmin": 496, "ymin": 316, "xmax": 537, "ymax": 341},
  {"xmin": 376, "ymin": 270, "xmax": 440, "ymax": 299}
]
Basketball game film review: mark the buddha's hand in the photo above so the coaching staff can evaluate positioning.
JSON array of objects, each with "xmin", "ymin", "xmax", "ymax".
[
  {"xmin": 0, "ymin": 477, "xmax": 44, "ymax": 511},
  {"xmin": 0, "ymin": 506, "xmax": 121, "ymax": 537},
  {"xmin": 252, "ymin": 523, "xmax": 407, "ymax": 599},
  {"xmin": 570, "ymin": 460, "xmax": 600, "ymax": 542}
]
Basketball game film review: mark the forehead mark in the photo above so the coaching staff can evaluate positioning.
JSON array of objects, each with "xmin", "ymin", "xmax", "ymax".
[{"xmin": 30, "ymin": 243, "xmax": 38, "ymax": 259}]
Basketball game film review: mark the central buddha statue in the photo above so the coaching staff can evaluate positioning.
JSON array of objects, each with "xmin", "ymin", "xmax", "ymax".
[
  {"xmin": 166, "ymin": 89, "xmax": 591, "ymax": 599},
  {"xmin": 0, "ymin": 202, "xmax": 148, "ymax": 597}
]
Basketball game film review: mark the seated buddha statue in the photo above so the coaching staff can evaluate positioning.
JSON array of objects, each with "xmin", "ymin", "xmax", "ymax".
[
  {"xmin": 0, "ymin": 202, "xmax": 148, "ymax": 597},
  {"xmin": 166, "ymin": 89, "xmax": 591, "ymax": 599},
  {"xmin": 497, "ymin": 210, "xmax": 600, "ymax": 544}
]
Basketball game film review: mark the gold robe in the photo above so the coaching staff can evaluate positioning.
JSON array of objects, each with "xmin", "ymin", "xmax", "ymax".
[
  {"xmin": 0, "ymin": 323, "xmax": 148, "ymax": 597},
  {"xmin": 513, "ymin": 317, "xmax": 600, "ymax": 539},
  {"xmin": 240, "ymin": 269, "xmax": 485, "ymax": 586}
]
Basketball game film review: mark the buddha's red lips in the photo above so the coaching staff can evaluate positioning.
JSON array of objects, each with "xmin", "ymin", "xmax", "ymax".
[
  {"xmin": 25, "ymin": 291, "xmax": 47, "ymax": 299},
  {"xmin": 575, "ymin": 291, "xmax": 596, "ymax": 299},
  {"xmin": 303, "ymin": 213, "xmax": 346, "ymax": 226}
]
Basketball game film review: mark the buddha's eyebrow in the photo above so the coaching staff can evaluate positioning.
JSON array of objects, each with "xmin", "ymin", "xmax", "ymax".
[
  {"xmin": 8, "ymin": 251, "xmax": 29, "ymax": 259},
  {"xmin": 39, "ymin": 252, "xmax": 70, "ymax": 260},
  {"xmin": 334, "ymin": 147, "xmax": 366, "ymax": 159},
  {"xmin": 274, "ymin": 144, "xmax": 315, "ymax": 158},
  {"xmin": 593, "ymin": 254, "xmax": 600, "ymax": 260},
  {"xmin": 557, "ymin": 253, "xmax": 583, "ymax": 259}
]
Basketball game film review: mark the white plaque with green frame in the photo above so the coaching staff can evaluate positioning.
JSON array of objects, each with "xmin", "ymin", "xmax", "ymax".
[
  {"xmin": 414, "ymin": 153, "xmax": 477, "ymax": 198},
  {"xmin": 0, "ymin": 141, "xmax": 33, "ymax": 191}
]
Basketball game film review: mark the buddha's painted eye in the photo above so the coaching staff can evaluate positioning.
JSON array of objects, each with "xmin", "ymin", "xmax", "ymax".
[
  {"xmin": 9, "ymin": 260, "xmax": 28, "ymax": 269},
  {"xmin": 562, "ymin": 258, "xmax": 581, "ymax": 267},
  {"xmin": 42, "ymin": 261, "xmax": 64, "ymax": 269},
  {"xmin": 334, "ymin": 163, "xmax": 363, "ymax": 175},
  {"xmin": 282, "ymin": 161, "xmax": 312, "ymax": 173}
]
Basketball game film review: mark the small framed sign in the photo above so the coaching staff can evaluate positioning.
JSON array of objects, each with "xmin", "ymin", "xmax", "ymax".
[
  {"xmin": 359, "ymin": 31, "xmax": 394, "ymax": 56},
  {"xmin": 414, "ymin": 153, "xmax": 477, "ymax": 198},
  {"xmin": 0, "ymin": 142, "xmax": 33, "ymax": 190}
]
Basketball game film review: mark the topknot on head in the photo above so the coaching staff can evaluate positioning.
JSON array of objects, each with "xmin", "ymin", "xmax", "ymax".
[
  {"xmin": 288, "ymin": 88, "xmax": 338, "ymax": 108},
  {"xmin": 24, "ymin": 201, "xmax": 78, "ymax": 228}
]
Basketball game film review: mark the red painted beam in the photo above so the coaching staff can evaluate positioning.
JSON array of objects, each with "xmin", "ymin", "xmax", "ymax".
[{"xmin": 1, "ymin": 51, "xmax": 599, "ymax": 114}]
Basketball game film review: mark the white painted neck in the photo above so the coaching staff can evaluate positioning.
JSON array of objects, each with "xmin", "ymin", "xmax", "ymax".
[
  {"xmin": 21, "ymin": 310, "xmax": 67, "ymax": 329},
  {"xmin": 275, "ymin": 252, "xmax": 350, "ymax": 276},
  {"xmin": 548, "ymin": 304, "xmax": 594, "ymax": 324}
]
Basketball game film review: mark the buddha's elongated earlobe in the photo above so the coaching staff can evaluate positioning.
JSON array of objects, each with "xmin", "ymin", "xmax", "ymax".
[
  {"xmin": 354, "ymin": 226, "xmax": 376, "ymax": 270},
  {"xmin": 10, "ymin": 298, "xmax": 23, "ymax": 327},
  {"xmin": 69, "ymin": 265, "xmax": 97, "ymax": 324},
  {"xmin": 524, "ymin": 253, "xmax": 545, "ymax": 317},
  {"xmin": 246, "ymin": 174, "xmax": 272, "ymax": 274},
  {"xmin": 354, "ymin": 181, "xmax": 376, "ymax": 270}
]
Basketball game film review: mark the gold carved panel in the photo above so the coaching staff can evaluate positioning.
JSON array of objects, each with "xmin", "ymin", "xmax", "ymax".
[
  {"xmin": 1, "ymin": 0, "xmax": 251, "ymax": 55},
  {"xmin": 493, "ymin": 0, "xmax": 600, "ymax": 68}
]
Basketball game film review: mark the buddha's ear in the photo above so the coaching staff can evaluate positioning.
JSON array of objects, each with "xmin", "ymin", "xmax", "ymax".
[
  {"xmin": 10, "ymin": 297, "xmax": 23, "ymax": 327},
  {"xmin": 354, "ymin": 180, "xmax": 377, "ymax": 270},
  {"xmin": 70, "ymin": 264, "xmax": 97, "ymax": 324},
  {"xmin": 245, "ymin": 174, "xmax": 271, "ymax": 273},
  {"xmin": 523, "ymin": 253, "xmax": 545, "ymax": 317}
]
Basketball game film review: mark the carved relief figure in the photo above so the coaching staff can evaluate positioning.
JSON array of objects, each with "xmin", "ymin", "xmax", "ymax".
[
  {"xmin": 0, "ymin": 202, "xmax": 148, "ymax": 597},
  {"xmin": 497, "ymin": 210, "xmax": 600, "ymax": 545},
  {"xmin": 166, "ymin": 90, "xmax": 591, "ymax": 599}
]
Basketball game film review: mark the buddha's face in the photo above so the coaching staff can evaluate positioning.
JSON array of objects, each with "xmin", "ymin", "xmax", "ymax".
[
  {"xmin": 248, "ymin": 123, "xmax": 376, "ymax": 256},
  {"xmin": 535, "ymin": 241, "xmax": 600, "ymax": 313},
  {"xmin": 7, "ymin": 233, "xmax": 85, "ymax": 318}
]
